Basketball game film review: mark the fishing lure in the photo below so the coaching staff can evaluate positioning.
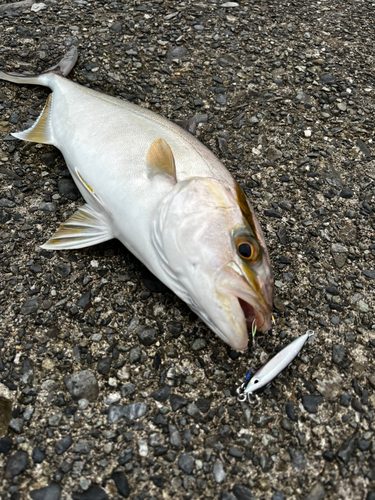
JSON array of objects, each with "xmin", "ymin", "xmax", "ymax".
[{"xmin": 237, "ymin": 330, "xmax": 314, "ymax": 403}]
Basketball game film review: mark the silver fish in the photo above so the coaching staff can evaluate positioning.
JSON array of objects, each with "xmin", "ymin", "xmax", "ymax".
[
  {"xmin": 237, "ymin": 330, "xmax": 314, "ymax": 401},
  {"xmin": 0, "ymin": 48, "xmax": 274, "ymax": 350}
]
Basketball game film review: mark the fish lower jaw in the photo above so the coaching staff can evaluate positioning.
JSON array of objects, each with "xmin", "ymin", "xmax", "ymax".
[{"xmin": 238, "ymin": 298, "xmax": 270, "ymax": 333}]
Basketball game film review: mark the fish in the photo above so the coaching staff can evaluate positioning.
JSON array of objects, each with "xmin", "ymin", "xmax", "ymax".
[
  {"xmin": 237, "ymin": 330, "xmax": 314, "ymax": 401},
  {"xmin": 0, "ymin": 48, "xmax": 274, "ymax": 350}
]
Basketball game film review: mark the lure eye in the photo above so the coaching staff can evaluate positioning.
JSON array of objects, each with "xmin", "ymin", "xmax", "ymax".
[
  {"xmin": 235, "ymin": 236, "xmax": 260, "ymax": 263},
  {"xmin": 252, "ymin": 377, "xmax": 260, "ymax": 385}
]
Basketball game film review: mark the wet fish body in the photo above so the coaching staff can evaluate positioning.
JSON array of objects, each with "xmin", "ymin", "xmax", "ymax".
[{"xmin": 0, "ymin": 49, "xmax": 274, "ymax": 349}]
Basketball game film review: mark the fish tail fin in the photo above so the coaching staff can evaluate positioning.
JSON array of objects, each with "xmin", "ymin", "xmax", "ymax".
[
  {"xmin": 11, "ymin": 94, "xmax": 54, "ymax": 144},
  {"xmin": 0, "ymin": 72, "xmax": 43, "ymax": 86},
  {"xmin": 43, "ymin": 46, "xmax": 78, "ymax": 78},
  {"xmin": 1, "ymin": 48, "xmax": 78, "ymax": 144},
  {"xmin": 0, "ymin": 46, "xmax": 78, "ymax": 88}
]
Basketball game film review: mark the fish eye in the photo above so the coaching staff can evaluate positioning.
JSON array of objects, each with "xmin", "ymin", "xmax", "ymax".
[
  {"xmin": 238, "ymin": 242, "xmax": 252, "ymax": 259},
  {"xmin": 252, "ymin": 377, "xmax": 260, "ymax": 385},
  {"xmin": 235, "ymin": 236, "xmax": 260, "ymax": 263}
]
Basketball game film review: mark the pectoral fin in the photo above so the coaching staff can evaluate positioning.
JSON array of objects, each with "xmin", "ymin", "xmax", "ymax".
[
  {"xmin": 41, "ymin": 204, "xmax": 114, "ymax": 250},
  {"xmin": 146, "ymin": 138, "xmax": 176, "ymax": 182},
  {"xmin": 11, "ymin": 94, "xmax": 53, "ymax": 144}
]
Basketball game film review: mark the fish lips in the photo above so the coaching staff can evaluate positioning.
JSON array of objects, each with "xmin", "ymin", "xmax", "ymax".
[{"xmin": 215, "ymin": 261, "xmax": 272, "ymax": 348}]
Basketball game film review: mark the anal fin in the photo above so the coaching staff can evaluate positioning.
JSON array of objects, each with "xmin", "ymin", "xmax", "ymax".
[
  {"xmin": 41, "ymin": 204, "xmax": 114, "ymax": 250},
  {"xmin": 12, "ymin": 94, "xmax": 53, "ymax": 144}
]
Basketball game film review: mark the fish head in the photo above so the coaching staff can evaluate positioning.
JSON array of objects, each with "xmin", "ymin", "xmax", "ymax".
[{"xmin": 153, "ymin": 177, "xmax": 273, "ymax": 350}]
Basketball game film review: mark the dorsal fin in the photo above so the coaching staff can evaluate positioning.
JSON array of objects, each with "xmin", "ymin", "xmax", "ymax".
[
  {"xmin": 146, "ymin": 138, "xmax": 176, "ymax": 182},
  {"xmin": 11, "ymin": 94, "xmax": 53, "ymax": 144},
  {"xmin": 175, "ymin": 117, "xmax": 197, "ymax": 135}
]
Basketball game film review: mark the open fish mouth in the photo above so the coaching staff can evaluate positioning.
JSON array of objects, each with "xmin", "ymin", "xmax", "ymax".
[
  {"xmin": 215, "ymin": 261, "xmax": 272, "ymax": 347},
  {"xmin": 238, "ymin": 298, "xmax": 268, "ymax": 332}
]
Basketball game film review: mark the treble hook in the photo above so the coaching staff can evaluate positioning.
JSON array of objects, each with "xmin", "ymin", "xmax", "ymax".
[{"xmin": 237, "ymin": 388, "xmax": 260, "ymax": 404}]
